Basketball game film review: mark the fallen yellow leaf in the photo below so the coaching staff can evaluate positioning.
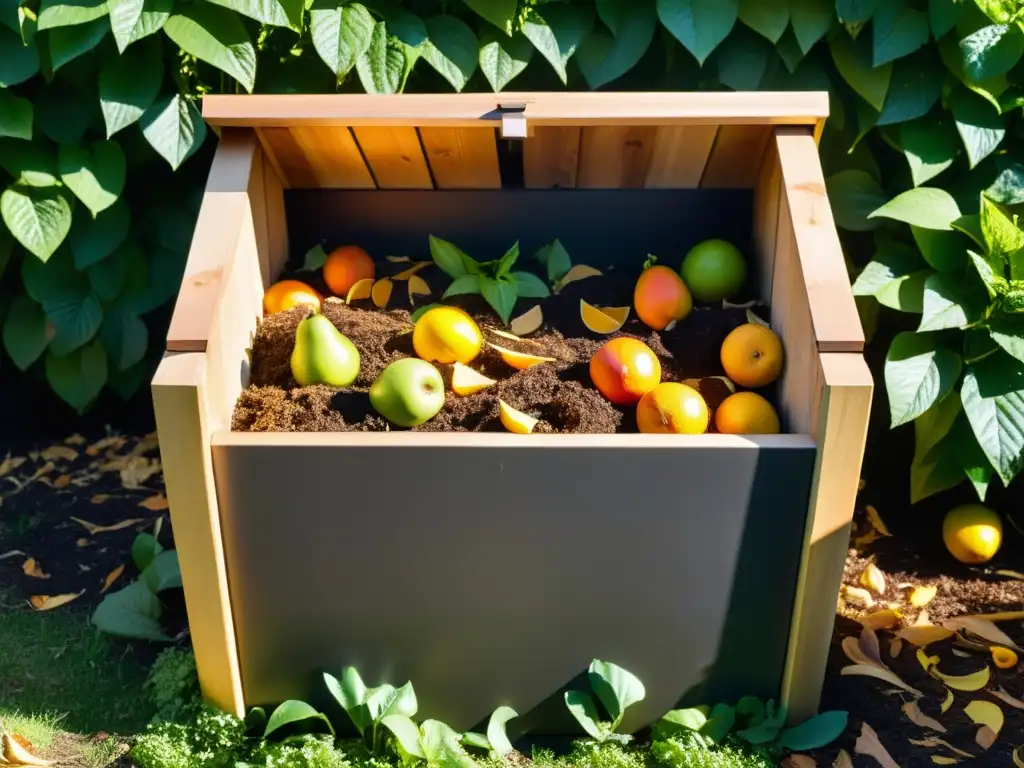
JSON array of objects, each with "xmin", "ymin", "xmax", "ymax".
[
  {"xmin": 898, "ymin": 625, "xmax": 955, "ymax": 646},
  {"xmin": 943, "ymin": 617, "xmax": 1023, "ymax": 651},
  {"xmin": 831, "ymin": 750, "xmax": 853, "ymax": 768},
  {"xmin": 28, "ymin": 462, "xmax": 55, "ymax": 481},
  {"xmin": 138, "ymin": 494, "xmax": 169, "ymax": 512},
  {"xmin": 917, "ymin": 648, "xmax": 939, "ymax": 672},
  {"xmin": 29, "ymin": 591, "xmax": 84, "ymax": 611},
  {"xmin": 854, "ymin": 722, "xmax": 900, "ymax": 768},
  {"xmin": 995, "ymin": 570, "xmax": 1024, "ymax": 580},
  {"xmin": 53, "ymin": 474, "xmax": 71, "ymax": 489},
  {"xmin": 3, "ymin": 732, "xmax": 54, "ymax": 765},
  {"xmin": 902, "ymin": 701, "xmax": 946, "ymax": 732},
  {"xmin": 41, "ymin": 445, "xmax": 78, "ymax": 462},
  {"xmin": 930, "ymin": 758, "xmax": 958, "ymax": 766},
  {"xmin": 91, "ymin": 494, "xmax": 111, "ymax": 504},
  {"xmin": 407, "ymin": 275, "xmax": 431, "ymax": 303},
  {"xmin": 392, "ymin": 261, "xmax": 431, "ymax": 280},
  {"xmin": 101, "ymin": 564, "xmax": 125, "ymax": 593},
  {"xmin": 865, "ymin": 504, "xmax": 891, "ymax": 536},
  {"xmin": 553, "ymin": 264, "xmax": 602, "ymax": 293},
  {"xmin": 840, "ymin": 664, "xmax": 922, "ymax": 696},
  {"xmin": 371, "ymin": 278, "xmax": 393, "ymax": 308},
  {"xmin": 510, "ymin": 305, "xmax": 543, "ymax": 336},
  {"xmin": 86, "ymin": 435, "xmax": 126, "ymax": 456},
  {"xmin": 931, "ymin": 664, "xmax": 991, "ymax": 691},
  {"xmin": 964, "ymin": 700, "xmax": 1003, "ymax": 741},
  {"xmin": 910, "ymin": 585, "xmax": 938, "ymax": 607},
  {"xmin": 65, "ymin": 434, "xmax": 86, "ymax": 445},
  {"xmin": 859, "ymin": 562, "xmax": 886, "ymax": 595},
  {"xmin": 0, "ymin": 454, "xmax": 27, "ymax": 476},
  {"xmin": 941, "ymin": 688, "xmax": 954, "ymax": 714},
  {"xmin": 860, "ymin": 609, "xmax": 900, "ymax": 630},
  {"xmin": 909, "ymin": 737, "xmax": 974, "ymax": 758},
  {"xmin": 71, "ymin": 517, "xmax": 144, "ymax": 535},
  {"xmin": 990, "ymin": 687, "xmax": 1024, "ymax": 710},
  {"xmin": 22, "ymin": 558, "xmax": 50, "ymax": 579},
  {"xmin": 953, "ymin": 610, "xmax": 1024, "ymax": 623}
]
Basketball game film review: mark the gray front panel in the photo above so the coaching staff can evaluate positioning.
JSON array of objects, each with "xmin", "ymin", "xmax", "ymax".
[{"xmin": 213, "ymin": 438, "xmax": 815, "ymax": 732}]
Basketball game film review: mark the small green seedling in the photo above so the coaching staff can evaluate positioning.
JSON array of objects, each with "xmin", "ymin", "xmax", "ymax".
[
  {"xmin": 323, "ymin": 666, "xmax": 419, "ymax": 756},
  {"xmin": 564, "ymin": 659, "xmax": 646, "ymax": 744},
  {"xmin": 461, "ymin": 706, "xmax": 519, "ymax": 758}
]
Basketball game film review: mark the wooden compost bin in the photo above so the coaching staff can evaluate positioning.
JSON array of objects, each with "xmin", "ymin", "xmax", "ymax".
[{"xmin": 152, "ymin": 93, "xmax": 872, "ymax": 734}]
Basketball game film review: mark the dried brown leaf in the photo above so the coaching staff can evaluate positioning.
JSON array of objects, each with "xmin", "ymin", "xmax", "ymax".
[
  {"xmin": 90, "ymin": 494, "xmax": 111, "ymax": 504},
  {"xmin": 909, "ymin": 738, "xmax": 974, "ymax": 758},
  {"xmin": 832, "ymin": 750, "xmax": 853, "ymax": 768},
  {"xmin": 41, "ymin": 445, "xmax": 78, "ymax": 462},
  {"xmin": 842, "ymin": 585, "xmax": 876, "ymax": 608},
  {"xmin": 841, "ymin": 664, "xmax": 923, "ymax": 696},
  {"xmin": 854, "ymin": 722, "xmax": 900, "ymax": 768},
  {"xmin": 75, "ymin": 538, "xmax": 91, "ymax": 548},
  {"xmin": 1014, "ymin": 745, "xmax": 1024, "ymax": 768},
  {"xmin": 0, "ymin": 549, "xmax": 25, "ymax": 560},
  {"xmin": 21, "ymin": 558, "xmax": 50, "ymax": 579},
  {"xmin": 28, "ymin": 592, "xmax": 83, "ymax": 611},
  {"xmin": 866, "ymin": 505, "xmax": 892, "ymax": 536},
  {"xmin": 86, "ymin": 435, "xmax": 125, "ymax": 456},
  {"xmin": 860, "ymin": 626, "xmax": 886, "ymax": 667},
  {"xmin": 0, "ymin": 455, "xmax": 27, "ymax": 476},
  {"xmin": 843, "ymin": 637, "xmax": 880, "ymax": 667},
  {"xmin": 929, "ymin": 758, "xmax": 958, "ymax": 766},
  {"xmin": 861, "ymin": 609, "xmax": 900, "ymax": 630},
  {"xmin": 975, "ymin": 726, "xmax": 996, "ymax": 750},
  {"xmin": 899, "ymin": 625, "xmax": 955, "ymax": 646},
  {"xmin": 138, "ymin": 494, "xmax": 169, "ymax": 512},
  {"xmin": 889, "ymin": 638, "xmax": 903, "ymax": 658},
  {"xmin": 65, "ymin": 434, "xmax": 86, "ymax": 445},
  {"xmin": 781, "ymin": 756, "xmax": 816, "ymax": 768},
  {"xmin": 902, "ymin": 701, "xmax": 947, "ymax": 732},
  {"xmin": 28, "ymin": 462, "xmax": 54, "ymax": 481},
  {"xmin": 990, "ymin": 687, "xmax": 1024, "ymax": 710},
  {"xmin": 101, "ymin": 564, "xmax": 124, "ymax": 593},
  {"xmin": 942, "ymin": 617, "xmax": 1023, "ymax": 652},
  {"xmin": 52, "ymin": 474, "xmax": 70, "ymax": 489},
  {"xmin": 70, "ymin": 517, "xmax": 143, "ymax": 535},
  {"xmin": 119, "ymin": 457, "xmax": 161, "ymax": 488}
]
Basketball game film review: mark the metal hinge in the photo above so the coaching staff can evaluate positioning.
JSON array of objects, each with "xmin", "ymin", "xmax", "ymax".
[{"xmin": 497, "ymin": 103, "xmax": 530, "ymax": 140}]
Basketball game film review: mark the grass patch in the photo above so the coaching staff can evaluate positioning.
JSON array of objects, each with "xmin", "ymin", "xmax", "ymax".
[{"xmin": 0, "ymin": 709, "xmax": 61, "ymax": 749}]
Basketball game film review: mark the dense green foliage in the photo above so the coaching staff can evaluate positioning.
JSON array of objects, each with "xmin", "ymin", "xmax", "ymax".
[
  {"xmin": 1, "ymin": 0, "xmax": 1022, "ymax": 496},
  {"xmin": 147, "ymin": 647, "xmax": 202, "ymax": 723}
]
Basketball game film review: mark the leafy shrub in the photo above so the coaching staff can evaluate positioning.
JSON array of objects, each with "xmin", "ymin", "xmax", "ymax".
[
  {"xmin": 651, "ymin": 733, "xmax": 773, "ymax": 768},
  {"xmin": 532, "ymin": 741, "xmax": 649, "ymax": 768},
  {"xmin": 240, "ymin": 737, "xmax": 356, "ymax": 768},
  {"xmin": 131, "ymin": 706, "xmax": 247, "ymax": 768},
  {"xmin": 147, "ymin": 647, "xmax": 201, "ymax": 723}
]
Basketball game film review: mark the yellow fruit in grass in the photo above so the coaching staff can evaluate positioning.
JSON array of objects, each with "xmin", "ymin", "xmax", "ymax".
[
  {"xmin": 942, "ymin": 504, "xmax": 1002, "ymax": 564},
  {"xmin": 413, "ymin": 306, "xmax": 483, "ymax": 364}
]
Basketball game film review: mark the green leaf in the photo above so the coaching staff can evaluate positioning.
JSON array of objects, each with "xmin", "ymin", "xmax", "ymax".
[
  {"xmin": 961, "ymin": 352, "xmax": 1024, "ymax": 485},
  {"xmin": 929, "ymin": 0, "xmax": 963, "ymax": 37},
  {"xmin": 715, "ymin": 26, "xmax": 771, "ymax": 91},
  {"xmin": 0, "ymin": 25, "xmax": 40, "ymax": 86},
  {"xmin": 577, "ymin": 0, "xmax": 657, "ymax": 90},
  {"xmin": 789, "ymin": 0, "xmax": 833, "ymax": 53},
  {"xmin": 510, "ymin": 272, "xmax": 549, "ymax": 298},
  {"xmin": 589, "ymin": 660, "xmax": 645, "ymax": 727},
  {"xmin": 521, "ymin": 5, "xmax": 593, "ymax": 85},
  {"xmin": 980, "ymin": 195, "xmax": 1024, "ymax": 261},
  {"xmin": 949, "ymin": 87, "xmax": 1005, "ymax": 169},
  {"xmin": 486, "ymin": 706, "xmax": 517, "ymax": 758},
  {"xmin": 264, "ymin": 700, "xmax": 334, "ymax": 740},
  {"xmin": 142, "ymin": 549, "xmax": 182, "ymax": 591},
  {"xmin": 937, "ymin": 33, "xmax": 1006, "ymax": 110},
  {"xmin": 974, "ymin": 0, "xmax": 1016, "ymax": 23},
  {"xmin": 876, "ymin": 269, "xmax": 929, "ymax": 312},
  {"xmin": 911, "ymin": 393, "xmax": 964, "ymax": 502},
  {"xmin": 899, "ymin": 116, "xmax": 958, "ymax": 185},
  {"xmin": 986, "ymin": 159, "xmax": 1024, "ymax": 206},
  {"xmin": 378, "ymin": 681, "xmax": 418, "ymax": 720},
  {"xmin": 968, "ymin": 249, "xmax": 1002, "ymax": 298},
  {"xmin": 564, "ymin": 691, "xmax": 603, "ymax": 740},
  {"xmin": 310, "ymin": 0, "xmax": 374, "ymax": 81},
  {"xmin": 778, "ymin": 711, "xmax": 848, "ymax": 750},
  {"xmin": 141, "ymin": 94, "xmax": 207, "ymax": 171},
  {"xmin": 830, "ymin": 29, "xmax": 892, "ymax": 111},
  {"xmin": 955, "ymin": 215, "xmax": 985, "ymax": 248},
  {"xmin": 989, "ymin": 315, "xmax": 1024, "ymax": 364},
  {"xmin": 479, "ymin": 28, "xmax": 532, "ymax": 92},
  {"xmin": 911, "ymin": 226, "xmax": 968, "ymax": 272},
  {"xmin": 164, "ymin": 4, "xmax": 256, "ymax": 92},
  {"xmin": 45, "ymin": 337, "xmax": 107, "ymax": 413},
  {"xmin": 465, "ymin": 0, "xmax": 516, "ymax": 34},
  {"xmin": 356, "ymin": 22, "xmax": 406, "ymax": 94},
  {"xmin": 323, "ymin": 668, "xmax": 373, "ymax": 734},
  {"xmin": 3, "ymin": 295, "xmax": 50, "ymax": 370},
  {"xmin": 107, "ymin": 0, "xmax": 171, "ymax": 52},
  {"xmin": 49, "ymin": 17, "xmax": 108, "ymax": 71},
  {"xmin": 851, "ymin": 238, "xmax": 923, "ymax": 295},
  {"xmin": 2, "ymin": 185, "xmax": 73, "ymax": 262},
  {"xmin": 835, "ymin": 0, "xmax": 877, "ymax": 24},
  {"xmin": 91, "ymin": 579, "xmax": 169, "ymax": 641},
  {"xmin": 0, "ymin": 137, "xmax": 60, "ymax": 186},
  {"xmin": 495, "ymin": 240, "xmax": 519, "ymax": 277},
  {"xmin": 100, "ymin": 306, "xmax": 147, "ymax": 370},
  {"xmin": 430, "ymin": 235, "xmax": 470, "ymax": 279},
  {"xmin": 876, "ymin": 48, "xmax": 943, "ymax": 126},
  {"xmin": 919, "ymin": 272, "xmax": 986, "ymax": 331},
  {"xmin": 420, "ymin": 719, "xmax": 465, "ymax": 763},
  {"xmin": 59, "ymin": 141, "xmax": 126, "ymax": 216},
  {"xmin": 35, "ymin": 82, "xmax": 94, "ymax": 146},
  {"xmin": 421, "ymin": 15, "xmax": 477, "ymax": 92},
  {"xmin": 869, "ymin": 187, "xmax": 961, "ymax": 230},
  {"xmin": 959, "ymin": 23, "xmax": 1023, "ymax": 82},
  {"xmin": 45, "ymin": 286, "xmax": 102, "ymax": 355},
  {"xmin": 737, "ymin": 0, "xmax": 787, "ymax": 42},
  {"xmin": 0, "ymin": 91, "xmax": 33, "ymax": 140},
  {"xmin": 826, "ymin": 170, "xmax": 887, "ymax": 231},
  {"xmin": 654, "ymin": 708, "xmax": 708, "ymax": 740},
  {"xmin": 481, "ymin": 279, "xmax": 517, "ymax": 323},
  {"xmin": 536, "ymin": 239, "xmax": 571, "ymax": 283},
  {"xmin": 461, "ymin": 732, "xmax": 491, "ymax": 752},
  {"xmin": 699, "ymin": 703, "xmax": 735, "ymax": 744},
  {"xmin": 380, "ymin": 715, "xmax": 424, "ymax": 759},
  {"xmin": 69, "ymin": 199, "xmax": 129, "ymax": 269},
  {"xmin": 872, "ymin": 0, "xmax": 928, "ymax": 66},
  {"xmin": 205, "ymin": 0, "xmax": 301, "ymax": 29},
  {"xmin": 100, "ymin": 36, "xmax": 162, "ymax": 137},
  {"xmin": 298, "ymin": 244, "xmax": 327, "ymax": 272},
  {"xmin": 657, "ymin": 0, "xmax": 738, "ymax": 65},
  {"xmin": 131, "ymin": 532, "xmax": 163, "ymax": 571},
  {"xmin": 886, "ymin": 331, "xmax": 962, "ymax": 427},
  {"xmin": 38, "ymin": 0, "xmax": 107, "ymax": 30}
]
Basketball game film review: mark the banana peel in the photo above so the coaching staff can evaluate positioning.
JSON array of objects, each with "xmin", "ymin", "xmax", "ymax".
[{"xmin": 3, "ymin": 733, "xmax": 55, "ymax": 766}]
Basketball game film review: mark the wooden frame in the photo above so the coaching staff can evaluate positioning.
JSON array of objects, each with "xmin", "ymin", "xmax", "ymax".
[{"xmin": 153, "ymin": 93, "xmax": 869, "ymax": 725}]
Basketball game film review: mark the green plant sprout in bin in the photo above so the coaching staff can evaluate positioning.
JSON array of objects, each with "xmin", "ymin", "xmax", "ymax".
[{"xmin": 564, "ymin": 660, "xmax": 645, "ymax": 744}]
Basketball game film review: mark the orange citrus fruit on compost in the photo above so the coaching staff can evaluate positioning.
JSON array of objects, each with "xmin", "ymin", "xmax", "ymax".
[
  {"xmin": 720, "ymin": 324, "xmax": 783, "ymax": 388},
  {"xmin": 589, "ymin": 337, "xmax": 662, "ymax": 406},
  {"xmin": 633, "ymin": 265, "xmax": 693, "ymax": 331},
  {"xmin": 714, "ymin": 392, "xmax": 780, "ymax": 435},
  {"xmin": 636, "ymin": 382, "xmax": 709, "ymax": 434},
  {"xmin": 263, "ymin": 280, "xmax": 323, "ymax": 315},
  {"xmin": 413, "ymin": 306, "xmax": 483, "ymax": 364},
  {"xmin": 942, "ymin": 504, "xmax": 1002, "ymax": 564},
  {"xmin": 323, "ymin": 245, "xmax": 375, "ymax": 296}
]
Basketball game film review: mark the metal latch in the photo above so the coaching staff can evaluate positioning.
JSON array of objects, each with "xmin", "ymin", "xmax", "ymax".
[{"xmin": 497, "ymin": 103, "xmax": 529, "ymax": 140}]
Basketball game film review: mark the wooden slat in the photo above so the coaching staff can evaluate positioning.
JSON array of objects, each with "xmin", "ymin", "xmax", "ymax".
[
  {"xmin": 752, "ymin": 144, "xmax": 782, "ymax": 306},
  {"xmin": 204, "ymin": 92, "xmax": 831, "ymax": 128},
  {"xmin": 774, "ymin": 127, "xmax": 864, "ymax": 352},
  {"xmin": 418, "ymin": 127, "xmax": 501, "ymax": 189},
  {"xmin": 247, "ymin": 143, "xmax": 270, "ymax": 288},
  {"xmin": 152, "ymin": 351, "xmax": 245, "ymax": 717},
  {"xmin": 644, "ymin": 125, "xmax": 719, "ymax": 188},
  {"xmin": 257, "ymin": 127, "xmax": 315, "ymax": 188},
  {"xmin": 352, "ymin": 127, "xmax": 433, "ymax": 189},
  {"xmin": 700, "ymin": 124, "xmax": 772, "ymax": 188},
  {"xmin": 523, "ymin": 127, "xmax": 581, "ymax": 188},
  {"xmin": 262, "ymin": 153, "xmax": 289, "ymax": 281},
  {"xmin": 258, "ymin": 127, "xmax": 375, "ymax": 189},
  {"xmin": 577, "ymin": 126, "xmax": 656, "ymax": 188}
]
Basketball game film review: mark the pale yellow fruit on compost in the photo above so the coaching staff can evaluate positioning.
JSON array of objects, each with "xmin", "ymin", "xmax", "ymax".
[
  {"xmin": 451, "ymin": 363, "xmax": 496, "ymax": 395},
  {"xmin": 510, "ymin": 305, "xmax": 543, "ymax": 336},
  {"xmin": 489, "ymin": 343, "xmax": 556, "ymax": 370},
  {"xmin": 942, "ymin": 503, "xmax": 1002, "ymax": 564},
  {"xmin": 499, "ymin": 400, "xmax": 538, "ymax": 434}
]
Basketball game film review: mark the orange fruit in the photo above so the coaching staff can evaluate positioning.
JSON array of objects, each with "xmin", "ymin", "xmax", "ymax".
[
  {"xmin": 636, "ymin": 383, "xmax": 709, "ymax": 434},
  {"xmin": 263, "ymin": 279, "xmax": 322, "ymax": 315},
  {"xmin": 633, "ymin": 265, "xmax": 692, "ymax": 331},
  {"xmin": 589, "ymin": 337, "xmax": 662, "ymax": 406},
  {"xmin": 942, "ymin": 504, "xmax": 1002, "ymax": 564},
  {"xmin": 720, "ymin": 324, "xmax": 783, "ymax": 388},
  {"xmin": 323, "ymin": 245, "xmax": 375, "ymax": 296},
  {"xmin": 413, "ymin": 306, "xmax": 483, "ymax": 364},
  {"xmin": 714, "ymin": 392, "xmax": 780, "ymax": 434}
]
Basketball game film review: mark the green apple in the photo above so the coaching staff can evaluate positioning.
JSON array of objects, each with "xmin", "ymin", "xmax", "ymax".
[
  {"xmin": 680, "ymin": 239, "xmax": 747, "ymax": 303},
  {"xmin": 291, "ymin": 313, "xmax": 360, "ymax": 387},
  {"xmin": 370, "ymin": 358, "xmax": 445, "ymax": 427}
]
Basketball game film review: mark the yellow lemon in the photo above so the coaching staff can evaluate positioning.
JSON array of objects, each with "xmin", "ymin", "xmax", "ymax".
[
  {"xmin": 413, "ymin": 306, "xmax": 482, "ymax": 364},
  {"xmin": 942, "ymin": 503, "xmax": 1002, "ymax": 564}
]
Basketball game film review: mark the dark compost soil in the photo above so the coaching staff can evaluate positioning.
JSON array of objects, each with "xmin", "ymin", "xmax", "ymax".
[{"xmin": 233, "ymin": 265, "xmax": 754, "ymax": 433}]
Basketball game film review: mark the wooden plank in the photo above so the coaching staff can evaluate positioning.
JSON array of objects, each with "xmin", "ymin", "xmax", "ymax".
[
  {"xmin": 700, "ymin": 124, "xmax": 772, "ymax": 188},
  {"xmin": 151, "ymin": 351, "xmax": 245, "ymax": 717},
  {"xmin": 752, "ymin": 143, "xmax": 782, "ymax": 304},
  {"xmin": 781, "ymin": 353, "xmax": 873, "ymax": 723},
  {"xmin": 352, "ymin": 126, "xmax": 433, "ymax": 189},
  {"xmin": 577, "ymin": 126, "xmax": 656, "ymax": 188},
  {"xmin": 247, "ymin": 143, "xmax": 270, "ymax": 288},
  {"xmin": 523, "ymin": 126, "xmax": 581, "ymax": 188},
  {"xmin": 644, "ymin": 125, "xmax": 719, "ymax": 188},
  {"xmin": 262, "ymin": 153, "xmax": 289, "ymax": 281},
  {"xmin": 290, "ymin": 126, "xmax": 375, "ymax": 188},
  {"xmin": 418, "ymin": 127, "xmax": 501, "ymax": 189},
  {"xmin": 775, "ymin": 127, "xmax": 864, "ymax": 352},
  {"xmin": 204, "ymin": 92, "xmax": 830, "ymax": 128},
  {"xmin": 257, "ymin": 127, "xmax": 315, "ymax": 188}
]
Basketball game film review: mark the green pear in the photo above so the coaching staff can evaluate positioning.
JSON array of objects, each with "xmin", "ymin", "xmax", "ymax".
[
  {"xmin": 291, "ymin": 313, "xmax": 360, "ymax": 387},
  {"xmin": 370, "ymin": 358, "xmax": 445, "ymax": 427}
]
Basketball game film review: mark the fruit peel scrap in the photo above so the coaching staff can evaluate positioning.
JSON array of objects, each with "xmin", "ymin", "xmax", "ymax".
[
  {"xmin": 930, "ymin": 664, "xmax": 991, "ymax": 691},
  {"xmin": 580, "ymin": 300, "xmax": 630, "ymax": 334},
  {"xmin": 910, "ymin": 585, "xmax": 938, "ymax": 607},
  {"xmin": 964, "ymin": 700, "xmax": 1003, "ymax": 738},
  {"xmin": 499, "ymin": 400, "xmax": 538, "ymax": 435},
  {"xmin": 488, "ymin": 343, "xmax": 556, "ymax": 370},
  {"xmin": 408, "ymin": 275, "xmax": 431, "ymax": 303},
  {"xmin": 29, "ymin": 591, "xmax": 84, "ymax": 611},
  {"xmin": 451, "ymin": 363, "xmax": 497, "ymax": 396},
  {"xmin": 393, "ymin": 262, "xmax": 431, "ymax": 280},
  {"xmin": 553, "ymin": 264, "xmax": 602, "ymax": 293},
  {"xmin": 346, "ymin": 278, "xmax": 374, "ymax": 303},
  {"xmin": 859, "ymin": 563, "xmax": 886, "ymax": 595},
  {"xmin": 371, "ymin": 278, "xmax": 394, "ymax": 308},
  {"xmin": 510, "ymin": 306, "xmax": 543, "ymax": 336}
]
